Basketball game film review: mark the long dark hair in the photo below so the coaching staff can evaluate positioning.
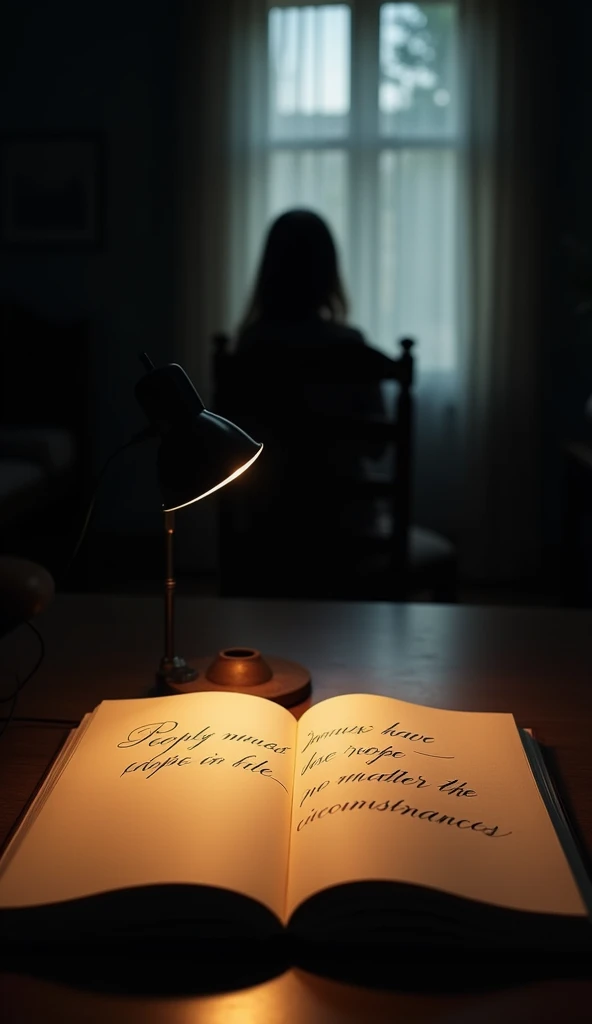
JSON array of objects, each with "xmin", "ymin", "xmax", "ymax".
[{"xmin": 238, "ymin": 208, "xmax": 349, "ymax": 331}]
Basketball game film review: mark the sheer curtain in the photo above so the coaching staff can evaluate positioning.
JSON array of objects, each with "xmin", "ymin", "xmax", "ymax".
[
  {"xmin": 175, "ymin": 0, "xmax": 542, "ymax": 577},
  {"xmin": 457, "ymin": 0, "xmax": 544, "ymax": 580}
]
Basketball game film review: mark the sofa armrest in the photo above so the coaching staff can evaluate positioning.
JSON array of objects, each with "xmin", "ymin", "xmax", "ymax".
[
  {"xmin": 0, "ymin": 427, "xmax": 77, "ymax": 478},
  {"xmin": 0, "ymin": 460, "xmax": 48, "ymax": 529}
]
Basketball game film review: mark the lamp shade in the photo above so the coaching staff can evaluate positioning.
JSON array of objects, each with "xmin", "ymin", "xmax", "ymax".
[
  {"xmin": 135, "ymin": 359, "xmax": 262, "ymax": 511},
  {"xmin": 158, "ymin": 412, "xmax": 262, "ymax": 511}
]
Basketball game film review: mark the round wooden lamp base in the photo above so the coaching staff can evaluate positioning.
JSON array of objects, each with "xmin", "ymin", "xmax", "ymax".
[{"xmin": 163, "ymin": 647, "xmax": 311, "ymax": 708}]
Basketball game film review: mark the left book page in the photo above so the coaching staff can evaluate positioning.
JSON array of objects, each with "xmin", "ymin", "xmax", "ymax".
[{"xmin": 0, "ymin": 691, "xmax": 296, "ymax": 921}]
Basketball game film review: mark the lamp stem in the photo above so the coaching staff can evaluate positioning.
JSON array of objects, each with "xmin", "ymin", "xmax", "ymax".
[
  {"xmin": 164, "ymin": 509, "xmax": 175, "ymax": 663},
  {"xmin": 155, "ymin": 509, "xmax": 198, "ymax": 688}
]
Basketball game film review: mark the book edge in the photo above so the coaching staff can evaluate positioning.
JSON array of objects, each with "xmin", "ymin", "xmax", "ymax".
[{"xmin": 519, "ymin": 728, "xmax": 592, "ymax": 917}]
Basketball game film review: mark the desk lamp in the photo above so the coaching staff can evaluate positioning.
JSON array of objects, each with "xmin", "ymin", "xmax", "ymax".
[
  {"xmin": 135, "ymin": 354, "xmax": 263, "ymax": 689},
  {"xmin": 135, "ymin": 354, "xmax": 311, "ymax": 707}
]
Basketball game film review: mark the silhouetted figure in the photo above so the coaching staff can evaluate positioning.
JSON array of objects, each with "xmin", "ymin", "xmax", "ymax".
[
  {"xmin": 236, "ymin": 208, "xmax": 384, "ymax": 428},
  {"xmin": 226, "ymin": 208, "xmax": 393, "ymax": 596}
]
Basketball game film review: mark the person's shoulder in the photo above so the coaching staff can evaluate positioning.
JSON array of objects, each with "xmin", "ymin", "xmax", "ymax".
[
  {"xmin": 237, "ymin": 318, "xmax": 368, "ymax": 351},
  {"xmin": 236, "ymin": 320, "xmax": 295, "ymax": 348},
  {"xmin": 321, "ymin": 321, "xmax": 367, "ymax": 346}
]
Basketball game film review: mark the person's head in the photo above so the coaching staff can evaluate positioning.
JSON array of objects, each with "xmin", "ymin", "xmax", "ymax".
[{"xmin": 239, "ymin": 208, "xmax": 349, "ymax": 329}]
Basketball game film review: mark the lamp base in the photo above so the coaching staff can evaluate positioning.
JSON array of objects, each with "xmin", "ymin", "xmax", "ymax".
[
  {"xmin": 161, "ymin": 647, "xmax": 311, "ymax": 708},
  {"xmin": 156, "ymin": 655, "xmax": 198, "ymax": 688}
]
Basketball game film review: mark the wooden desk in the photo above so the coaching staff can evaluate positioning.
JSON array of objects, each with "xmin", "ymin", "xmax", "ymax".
[{"xmin": 1, "ymin": 595, "xmax": 592, "ymax": 1021}]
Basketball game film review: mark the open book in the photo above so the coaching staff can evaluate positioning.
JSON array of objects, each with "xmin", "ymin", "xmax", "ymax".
[{"xmin": 0, "ymin": 690, "xmax": 590, "ymax": 950}]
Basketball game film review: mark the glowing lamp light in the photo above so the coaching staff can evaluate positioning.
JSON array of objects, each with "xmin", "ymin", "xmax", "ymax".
[{"xmin": 163, "ymin": 446, "xmax": 263, "ymax": 512}]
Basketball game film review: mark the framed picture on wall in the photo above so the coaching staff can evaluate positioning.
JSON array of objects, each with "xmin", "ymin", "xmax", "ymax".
[{"xmin": 0, "ymin": 134, "xmax": 102, "ymax": 246}]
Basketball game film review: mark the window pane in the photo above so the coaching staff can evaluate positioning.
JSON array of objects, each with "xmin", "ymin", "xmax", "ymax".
[
  {"xmin": 377, "ymin": 148, "xmax": 457, "ymax": 369},
  {"xmin": 267, "ymin": 150, "xmax": 348, "ymax": 251},
  {"xmin": 379, "ymin": 3, "xmax": 458, "ymax": 138},
  {"xmin": 269, "ymin": 5, "xmax": 350, "ymax": 140}
]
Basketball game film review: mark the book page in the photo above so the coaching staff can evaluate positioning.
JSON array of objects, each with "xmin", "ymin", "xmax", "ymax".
[
  {"xmin": 286, "ymin": 693, "xmax": 587, "ymax": 920},
  {"xmin": 0, "ymin": 691, "xmax": 296, "ymax": 920}
]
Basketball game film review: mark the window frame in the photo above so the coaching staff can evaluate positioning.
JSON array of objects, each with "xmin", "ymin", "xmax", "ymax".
[{"xmin": 262, "ymin": 0, "xmax": 461, "ymax": 365}]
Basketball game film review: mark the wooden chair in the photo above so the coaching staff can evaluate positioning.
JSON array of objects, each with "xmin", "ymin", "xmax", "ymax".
[{"xmin": 212, "ymin": 332, "xmax": 457, "ymax": 601}]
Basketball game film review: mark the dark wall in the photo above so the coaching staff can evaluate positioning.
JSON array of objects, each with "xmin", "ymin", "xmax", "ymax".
[
  {"xmin": 543, "ymin": 0, "xmax": 592, "ymax": 558},
  {"xmin": 0, "ymin": 0, "xmax": 178, "ymax": 532}
]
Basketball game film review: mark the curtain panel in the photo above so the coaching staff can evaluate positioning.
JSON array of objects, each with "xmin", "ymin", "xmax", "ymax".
[{"xmin": 457, "ymin": 0, "xmax": 547, "ymax": 580}]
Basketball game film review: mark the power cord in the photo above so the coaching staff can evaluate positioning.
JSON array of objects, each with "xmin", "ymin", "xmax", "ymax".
[
  {"xmin": 0, "ymin": 337, "xmax": 161, "ymax": 739},
  {"xmin": 0, "ymin": 621, "xmax": 45, "ymax": 742},
  {"xmin": 0, "ymin": 427, "xmax": 155, "ymax": 742},
  {"xmin": 59, "ymin": 427, "xmax": 156, "ymax": 587}
]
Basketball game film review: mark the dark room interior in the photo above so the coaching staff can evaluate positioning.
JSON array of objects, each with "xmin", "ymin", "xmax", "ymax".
[
  {"xmin": 2, "ymin": 2, "xmax": 592, "ymax": 1021},
  {"xmin": 1, "ymin": 0, "xmax": 591, "ymax": 606}
]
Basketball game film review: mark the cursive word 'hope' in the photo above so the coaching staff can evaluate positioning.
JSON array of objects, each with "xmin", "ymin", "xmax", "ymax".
[{"xmin": 121, "ymin": 754, "xmax": 192, "ymax": 779}]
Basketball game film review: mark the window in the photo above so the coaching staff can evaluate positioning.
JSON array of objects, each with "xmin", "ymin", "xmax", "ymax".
[{"xmin": 230, "ymin": 1, "xmax": 459, "ymax": 371}]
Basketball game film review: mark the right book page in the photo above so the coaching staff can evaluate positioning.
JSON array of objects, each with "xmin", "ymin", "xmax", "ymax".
[{"xmin": 285, "ymin": 693, "xmax": 588, "ymax": 921}]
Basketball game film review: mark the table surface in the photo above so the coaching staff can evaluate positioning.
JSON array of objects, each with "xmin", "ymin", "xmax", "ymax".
[{"xmin": 2, "ymin": 594, "xmax": 592, "ymax": 1021}]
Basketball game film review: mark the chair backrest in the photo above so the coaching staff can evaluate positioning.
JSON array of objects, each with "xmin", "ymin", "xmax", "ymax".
[{"xmin": 212, "ymin": 332, "xmax": 415, "ymax": 599}]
